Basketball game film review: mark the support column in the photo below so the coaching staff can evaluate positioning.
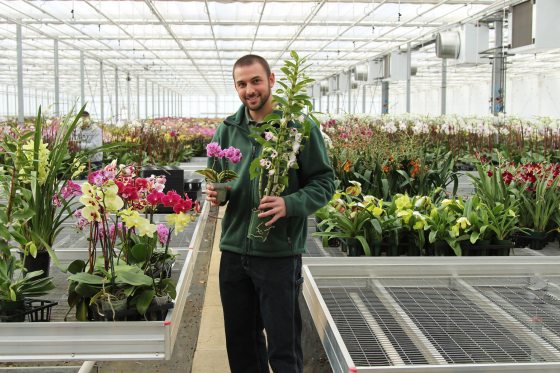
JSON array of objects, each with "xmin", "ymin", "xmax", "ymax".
[
  {"xmin": 491, "ymin": 19, "xmax": 505, "ymax": 115},
  {"xmin": 126, "ymin": 73, "xmax": 131, "ymax": 122},
  {"xmin": 136, "ymin": 76, "xmax": 140, "ymax": 120},
  {"xmin": 54, "ymin": 39, "xmax": 60, "ymax": 117},
  {"xmin": 336, "ymin": 93, "xmax": 340, "ymax": 114},
  {"xmin": 347, "ymin": 72, "xmax": 352, "ymax": 113},
  {"xmin": 6, "ymin": 85, "xmax": 10, "ymax": 117},
  {"xmin": 441, "ymin": 58, "xmax": 447, "ymax": 115},
  {"xmin": 362, "ymin": 84, "xmax": 366, "ymax": 114},
  {"xmin": 100, "ymin": 61, "xmax": 104, "ymax": 122},
  {"xmin": 80, "ymin": 50, "xmax": 85, "ymax": 108},
  {"xmin": 17, "ymin": 29, "xmax": 26, "ymax": 121},
  {"xmin": 144, "ymin": 79, "xmax": 148, "ymax": 120},
  {"xmin": 382, "ymin": 81, "xmax": 389, "ymax": 114},
  {"xmin": 28, "ymin": 88, "xmax": 32, "ymax": 116},
  {"xmin": 406, "ymin": 42, "xmax": 411, "ymax": 113},
  {"xmin": 115, "ymin": 68, "xmax": 119, "ymax": 123},
  {"xmin": 151, "ymin": 82, "xmax": 155, "ymax": 118},
  {"xmin": 157, "ymin": 85, "xmax": 161, "ymax": 117}
]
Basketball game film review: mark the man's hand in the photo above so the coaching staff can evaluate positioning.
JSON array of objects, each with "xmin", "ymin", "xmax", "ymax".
[
  {"xmin": 205, "ymin": 184, "xmax": 230, "ymax": 206},
  {"xmin": 258, "ymin": 196, "xmax": 286, "ymax": 226}
]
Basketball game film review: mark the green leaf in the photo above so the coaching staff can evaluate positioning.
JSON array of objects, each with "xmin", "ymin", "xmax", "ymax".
[
  {"xmin": 130, "ymin": 243, "xmax": 150, "ymax": 262},
  {"xmin": 135, "ymin": 289, "xmax": 155, "ymax": 315},
  {"xmin": 68, "ymin": 272, "xmax": 106, "ymax": 285},
  {"xmin": 67, "ymin": 259, "xmax": 86, "ymax": 274},
  {"xmin": 116, "ymin": 270, "xmax": 153, "ymax": 287},
  {"xmin": 195, "ymin": 169, "xmax": 218, "ymax": 183},
  {"xmin": 217, "ymin": 170, "xmax": 239, "ymax": 183}
]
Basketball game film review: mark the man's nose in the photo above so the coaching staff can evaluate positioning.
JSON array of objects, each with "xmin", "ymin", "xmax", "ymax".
[{"xmin": 246, "ymin": 84, "xmax": 256, "ymax": 95}]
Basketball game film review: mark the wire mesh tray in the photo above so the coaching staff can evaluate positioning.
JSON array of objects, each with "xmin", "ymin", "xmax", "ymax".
[{"xmin": 302, "ymin": 257, "xmax": 560, "ymax": 373}]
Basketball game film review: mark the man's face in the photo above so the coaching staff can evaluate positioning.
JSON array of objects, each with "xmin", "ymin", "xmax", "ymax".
[{"xmin": 233, "ymin": 62, "xmax": 275, "ymax": 112}]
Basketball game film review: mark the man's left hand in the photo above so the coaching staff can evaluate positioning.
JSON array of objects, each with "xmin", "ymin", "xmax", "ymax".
[{"xmin": 258, "ymin": 196, "xmax": 286, "ymax": 226}]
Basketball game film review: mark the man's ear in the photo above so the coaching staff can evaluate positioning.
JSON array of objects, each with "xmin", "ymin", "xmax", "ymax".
[{"xmin": 269, "ymin": 72, "xmax": 275, "ymax": 88}]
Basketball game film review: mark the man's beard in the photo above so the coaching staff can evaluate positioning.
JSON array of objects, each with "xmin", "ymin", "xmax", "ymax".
[{"xmin": 244, "ymin": 89, "xmax": 270, "ymax": 112}]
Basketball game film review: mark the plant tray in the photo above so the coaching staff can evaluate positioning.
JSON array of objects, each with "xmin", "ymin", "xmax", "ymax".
[
  {"xmin": 0, "ymin": 202, "xmax": 211, "ymax": 362},
  {"xmin": 303, "ymin": 257, "xmax": 560, "ymax": 373},
  {"xmin": 0, "ymin": 299, "xmax": 58, "ymax": 323}
]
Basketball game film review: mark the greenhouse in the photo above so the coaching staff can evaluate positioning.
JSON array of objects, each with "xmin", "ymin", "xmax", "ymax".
[{"xmin": 1, "ymin": 0, "xmax": 560, "ymax": 372}]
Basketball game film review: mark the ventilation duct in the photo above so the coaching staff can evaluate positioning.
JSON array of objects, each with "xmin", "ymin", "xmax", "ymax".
[
  {"xmin": 455, "ymin": 23, "xmax": 489, "ymax": 66},
  {"xmin": 508, "ymin": 0, "xmax": 560, "ymax": 54},
  {"xmin": 338, "ymin": 71, "xmax": 351, "ymax": 91},
  {"xmin": 435, "ymin": 31, "xmax": 460, "ymax": 59},
  {"xmin": 353, "ymin": 64, "xmax": 368, "ymax": 82},
  {"xmin": 320, "ymin": 81, "xmax": 329, "ymax": 96},
  {"xmin": 328, "ymin": 75, "xmax": 338, "ymax": 92},
  {"xmin": 311, "ymin": 83, "xmax": 321, "ymax": 98},
  {"xmin": 367, "ymin": 59, "xmax": 384, "ymax": 83},
  {"xmin": 383, "ymin": 52, "xmax": 408, "ymax": 81}
]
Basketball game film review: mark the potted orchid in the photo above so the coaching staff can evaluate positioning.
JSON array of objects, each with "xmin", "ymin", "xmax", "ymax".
[
  {"xmin": 66, "ymin": 161, "xmax": 198, "ymax": 321},
  {"xmin": 247, "ymin": 51, "xmax": 315, "ymax": 242},
  {"xmin": 196, "ymin": 142, "xmax": 242, "ymax": 203}
]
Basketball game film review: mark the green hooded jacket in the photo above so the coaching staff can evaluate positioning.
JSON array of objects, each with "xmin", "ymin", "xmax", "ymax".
[{"xmin": 209, "ymin": 105, "xmax": 335, "ymax": 257}]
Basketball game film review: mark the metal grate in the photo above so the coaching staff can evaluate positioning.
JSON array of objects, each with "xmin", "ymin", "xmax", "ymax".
[
  {"xmin": 386, "ymin": 284, "xmax": 545, "ymax": 364},
  {"xmin": 316, "ymin": 276, "xmax": 560, "ymax": 368},
  {"xmin": 477, "ymin": 281, "xmax": 560, "ymax": 350},
  {"xmin": 321, "ymin": 285, "xmax": 428, "ymax": 366}
]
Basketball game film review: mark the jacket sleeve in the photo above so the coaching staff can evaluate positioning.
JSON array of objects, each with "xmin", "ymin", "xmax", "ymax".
[{"xmin": 283, "ymin": 124, "xmax": 335, "ymax": 218}]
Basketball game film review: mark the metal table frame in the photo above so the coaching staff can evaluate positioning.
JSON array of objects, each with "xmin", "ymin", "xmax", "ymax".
[
  {"xmin": 0, "ymin": 202, "xmax": 211, "ymax": 362},
  {"xmin": 302, "ymin": 256, "xmax": 560, "ymax": 373}
]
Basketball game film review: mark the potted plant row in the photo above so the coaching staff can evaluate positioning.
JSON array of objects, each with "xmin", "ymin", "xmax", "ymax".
[{"xmin": 66, "ymin": 161, "xmax": 198, "ymax": 321}]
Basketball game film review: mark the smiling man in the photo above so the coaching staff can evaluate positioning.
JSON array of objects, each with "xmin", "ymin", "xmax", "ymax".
[{"xmin": 204, "ymin": 54, "xmax": 334, "ymax": 373}]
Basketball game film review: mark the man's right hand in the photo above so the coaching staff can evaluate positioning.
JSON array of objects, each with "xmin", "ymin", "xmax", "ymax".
[{"xmin": 205, "ymin": 184, "xmax": 221, "ymax": 206}]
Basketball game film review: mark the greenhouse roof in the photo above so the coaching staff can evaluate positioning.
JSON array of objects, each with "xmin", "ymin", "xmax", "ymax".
[{"xmin": 0, "ymin": 0, "xmax": 559, "ymax": 98}]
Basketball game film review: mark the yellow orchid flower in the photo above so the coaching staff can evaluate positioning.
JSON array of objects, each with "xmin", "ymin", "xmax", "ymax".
[
  {"xmin": 395, "ymin": 194, "xmax": 412, "ymax": 211},
  {"xmin": 81, "ymin": 206, "xmax": 102, "ymax": 222},
  {"xmin": 166, "ymin": 213, "xmax": 193, "ymax": 234},
  {"xmin": 345, "ymin": 181, "xmax": 362, "ymax": 197},
  {"xmin": 397, "ymin": 209, "xmax": 413, "ymax": 224},
  {"xmin": 135, "ymin": 218, "xmax": 157, "ymax": 237},
  {"xmin": 456, "ymin": 217, "xmax": 471, "ymax": 230},
  {"xmin": 412, "ymin": 211, "xmax": 426, "ymax": 230}
]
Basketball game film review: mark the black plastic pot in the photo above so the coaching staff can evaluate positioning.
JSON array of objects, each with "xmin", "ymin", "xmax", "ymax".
[
  {"xmin": 22, "ymin": 250, "xmax": 51, "ymax": 279},
  {"xmin": 343, "ymin": 238, "xmax": 365, "ymax": 257},
  {"xmin": 528, "ymin": 231, "xmax": 548, "ymax": 251},
  {"xmin": 0, "ymin": 299, "xmax": 26, "ymax": 322}
]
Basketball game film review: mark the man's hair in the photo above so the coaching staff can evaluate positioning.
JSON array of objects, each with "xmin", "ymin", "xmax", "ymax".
[
  {"xmin": 82, "ymin": 111, "xmax": 90, "ymax": 117},
  {"xmin": 232, "ymin": 54, "xmax": 271, "ymax": 79}
]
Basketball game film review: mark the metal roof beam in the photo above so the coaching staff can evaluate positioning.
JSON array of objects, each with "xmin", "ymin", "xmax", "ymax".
[
  {"xmin": 143, "ymin": 0, "xmax": 216, "ymax": 95},
  {"xmin": 0, "ymin": 20, "xmax": 445, "ymax": 28}
]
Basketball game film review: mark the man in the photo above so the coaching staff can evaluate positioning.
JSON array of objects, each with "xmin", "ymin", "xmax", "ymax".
[
  {"xmin": 205, "ymin": 54, "xmax": 334, "ymax": 373},
  {"xmin": 77, "ymin": 111, "xmax": 103, "ymax": 170}
]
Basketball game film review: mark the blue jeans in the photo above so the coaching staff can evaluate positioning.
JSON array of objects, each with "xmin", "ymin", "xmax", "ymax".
[{"xmin": 219, "ymin": 251, "xmax": 303, "ymax": 373}]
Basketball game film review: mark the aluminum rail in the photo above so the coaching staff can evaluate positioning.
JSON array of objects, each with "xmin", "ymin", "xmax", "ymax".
[{"xmin": 0, "ymin": 201, "xmax": 210, "ymax": 362}]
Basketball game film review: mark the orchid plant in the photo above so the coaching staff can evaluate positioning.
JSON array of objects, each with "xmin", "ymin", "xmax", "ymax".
[
  {"xmin": 196, "ymin": 141, "xmax": 242, "ymax": 184},
  {"xmin": 67, "ymin": 161, "xmax": 198, "ymax": 320},
  {"xmin": 248, "ymin": 51, "xmax": 314, "ymax": 200}
]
